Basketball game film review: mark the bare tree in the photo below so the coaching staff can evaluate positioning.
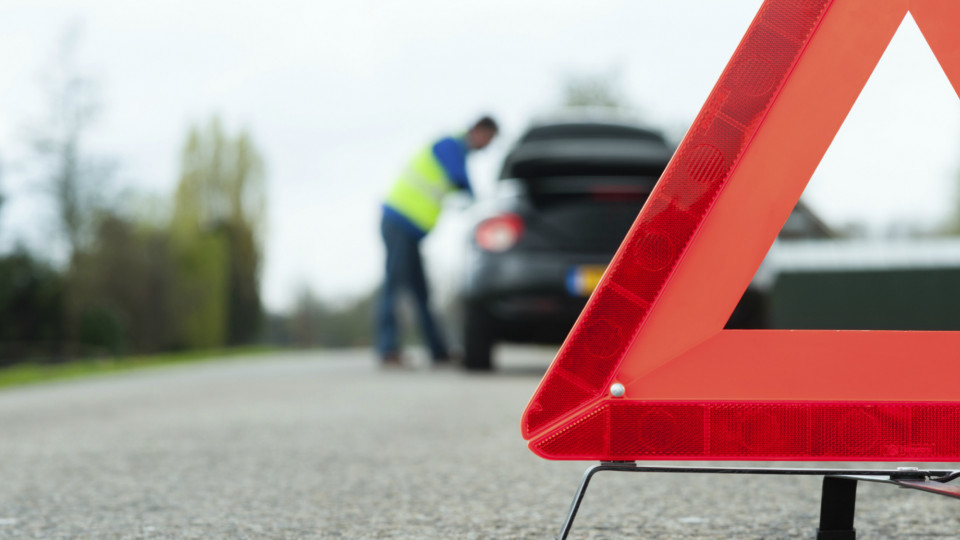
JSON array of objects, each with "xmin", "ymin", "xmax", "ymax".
[
  {"xmin": 20, "ymin": 23, "xmax": 116, "ymax": 355},
  {"xmin": 27, "ymin": 23, "xmax": 113, "ymax": 263}
]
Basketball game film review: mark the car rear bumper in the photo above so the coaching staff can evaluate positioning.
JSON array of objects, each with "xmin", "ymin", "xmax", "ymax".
[{"xmin": 464, "ymin": 250, "xmax": 612, "ymax": 341}]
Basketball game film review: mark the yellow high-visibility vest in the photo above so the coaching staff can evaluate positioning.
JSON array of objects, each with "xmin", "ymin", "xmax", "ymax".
[{"xmin": 384, "ymin": 144, "xmax": 460, "ymax": 233}]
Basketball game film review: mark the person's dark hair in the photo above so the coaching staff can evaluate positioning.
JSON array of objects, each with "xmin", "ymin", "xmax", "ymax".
[{"xmin": 472, "ymin": 115, "xmax": 498, "ymax": 133}]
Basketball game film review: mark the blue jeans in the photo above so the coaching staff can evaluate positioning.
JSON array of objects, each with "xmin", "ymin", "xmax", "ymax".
[{"xmin": 376, "ymin": 215, "xmax": 449, "ymax": 361}]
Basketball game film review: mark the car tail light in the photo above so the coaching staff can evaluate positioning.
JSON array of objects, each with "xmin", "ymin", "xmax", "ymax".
[{"xmin": 475, "ymin": 213, "xmax": 524, "ymax": 252}]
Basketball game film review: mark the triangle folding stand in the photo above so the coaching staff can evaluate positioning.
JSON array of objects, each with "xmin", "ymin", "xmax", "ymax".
[{"xmin": 522, "ymin": 0, "xmax": 960, "ymax": 537}]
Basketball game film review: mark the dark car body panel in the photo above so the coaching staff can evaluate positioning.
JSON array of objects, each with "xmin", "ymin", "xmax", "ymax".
[
  {"xmin": 460, "ymin": 121, "xmax": 674, "ymax": 349},
  {"xmin": 456, "ymin": 120, "xmax": 830, "ymax": 369}
]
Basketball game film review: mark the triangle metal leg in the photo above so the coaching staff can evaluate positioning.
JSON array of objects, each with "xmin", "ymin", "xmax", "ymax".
[
  {"xmin": 554, "ymin": 464, "xmax": 960, "ymax": 540},
  {"xmin": 816, "ymin": 476, "xmax": 858, "ymax": 540}
]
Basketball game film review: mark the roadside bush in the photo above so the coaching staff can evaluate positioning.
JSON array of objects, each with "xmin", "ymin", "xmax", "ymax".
[{"xmin": 0, "ymin": 249, "xmax": 65, "ymax": 364}]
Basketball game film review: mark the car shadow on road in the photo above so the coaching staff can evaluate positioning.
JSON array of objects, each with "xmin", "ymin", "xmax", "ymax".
[
  {"xmin": 473, "ymin": 365, "xmax": 548, "ymax": 378},
  {"xmin": 475, "ymin": 345, "xmax": 556, "ymax": 377}
]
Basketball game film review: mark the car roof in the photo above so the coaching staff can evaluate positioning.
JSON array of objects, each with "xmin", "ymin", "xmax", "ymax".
[{"xmin": 518, "ymin": 121, "xmax": 667, "ymax": 144}]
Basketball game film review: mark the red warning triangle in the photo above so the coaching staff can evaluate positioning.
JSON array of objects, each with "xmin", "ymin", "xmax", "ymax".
[{"xmin": 522, "ymin": 0, "xmax": 960, "ymax": 461}]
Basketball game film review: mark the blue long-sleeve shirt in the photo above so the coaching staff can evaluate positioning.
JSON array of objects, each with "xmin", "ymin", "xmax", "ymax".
[{"xmin": 430, "ymin": 136, "xmax": 473, "ymax": 196}]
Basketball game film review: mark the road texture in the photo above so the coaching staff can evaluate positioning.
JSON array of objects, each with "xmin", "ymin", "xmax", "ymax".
[{"xmin": 0, "ymin": 347, "xmax": 959, "ymax": 539}]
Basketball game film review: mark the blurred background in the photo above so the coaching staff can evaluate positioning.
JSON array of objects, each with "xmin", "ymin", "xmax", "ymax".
[{"xmin": 1, "ymin": 0, "xmax": 960, "ymax": 368}]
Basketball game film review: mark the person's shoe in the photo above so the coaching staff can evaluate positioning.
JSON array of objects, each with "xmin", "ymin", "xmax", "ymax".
[
  {"xmin": 380, "ymin": 353, "xmax": 408, "ymax": 370},
  {"xmin": 431, "ymin": 353, "xmax": 461, "ymax": 370}
]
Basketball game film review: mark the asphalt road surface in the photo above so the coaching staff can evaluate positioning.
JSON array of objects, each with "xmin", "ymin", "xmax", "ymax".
[{"xmin": 1, "ymin": 347, "xmax": 959, "ymax": 539}]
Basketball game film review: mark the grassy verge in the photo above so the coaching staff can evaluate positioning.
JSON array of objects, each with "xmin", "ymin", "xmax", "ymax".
[{"xmin": 0, "ymin": 346, "xmax": 277, "ymax": 390}]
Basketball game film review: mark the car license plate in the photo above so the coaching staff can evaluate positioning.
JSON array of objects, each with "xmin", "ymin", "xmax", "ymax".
[{"xmin": 566, "ymin": 265, "xmax": 607, "ymax": 297}]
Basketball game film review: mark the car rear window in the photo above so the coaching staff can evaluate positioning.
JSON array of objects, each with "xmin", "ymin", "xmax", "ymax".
[{"xmin": 500, "ymin": 138, "xmax": 673, "ymax": 179}]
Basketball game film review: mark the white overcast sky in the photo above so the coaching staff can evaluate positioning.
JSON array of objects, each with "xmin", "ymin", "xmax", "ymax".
[{"xmin": 0, "ymin": 1, "xmax": 958, "ymax": 311}]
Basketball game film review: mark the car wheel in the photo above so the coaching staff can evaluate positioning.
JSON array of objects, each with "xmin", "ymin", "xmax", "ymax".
[{"xmin": 464, "ymin": 302, "xmax": 495, "ymax": 371}]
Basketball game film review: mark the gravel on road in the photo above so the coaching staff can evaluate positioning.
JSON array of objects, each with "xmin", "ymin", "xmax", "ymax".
[{"xmin": 0, "ymin": 348, "xmax": 958, "ymax": 539}]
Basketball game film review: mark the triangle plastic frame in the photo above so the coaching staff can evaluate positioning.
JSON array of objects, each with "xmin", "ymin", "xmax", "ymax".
[{"xmin": 522, "ymin": 0, "xmax": 960, "ymax": 461}]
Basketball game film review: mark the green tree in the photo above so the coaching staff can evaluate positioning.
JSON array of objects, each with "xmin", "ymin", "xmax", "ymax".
[
  {"xmin": 73, "ymin": 213, "xmax": 181, "ymax": 355},
  {"xmin": 945, "ymin": 163, "xmax": 960, "ymax": 235},
  {"xmin": 171, "ymin": 118, "xmax": 267, "ymax": 348},
  {"xmin": 0, "ymin": 248, "xmax": 65, "ymax": 364},
  {"xmin": 0, "ymin": 157, "xmax": 5, "ymax": 227}
]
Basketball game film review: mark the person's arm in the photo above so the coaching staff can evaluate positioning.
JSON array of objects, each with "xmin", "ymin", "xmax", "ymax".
[{"xmin": 432, "ymin": 137, "xmax": 473, "ymax": 196}]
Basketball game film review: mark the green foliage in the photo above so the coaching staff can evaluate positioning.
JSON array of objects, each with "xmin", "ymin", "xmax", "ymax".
[
  {"xmin": 78, "ymin": 305, "xmax": 123, "ymax": 356},
  {"xmin": 171, "ymin": 230, "xmax": 228, "ymax": 349},
  {"xmin": 944, "ymin": 167, "xmax": 960, "ymax": 236},
  {"xmin": 172, "ymin": 118, "xmax": 265, "ymax": 240},
  {"xmin": 0, "ymin": 249, "xmax": 65, "ymax": 364},
  {"xmin": 72, "ymin": 214, "xmax": 181, "ymax": 354},
  {"xmin": 3, "ymin": 29, "xmax": 270, "ymax": 365},
  {"xmin": 0, "ymin": 115, "xmax": 269, "ymax": 365},
  {"xmin": 222, "ymin": 221, "xmax": 262, "ymax": 345},
  {"xmin": 171, "ymin": 117, "xmax": 267, "ymax": 348},
  {"xmin": 0, "ymin": 346, "xmax": 276, "ymax": 390}
]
